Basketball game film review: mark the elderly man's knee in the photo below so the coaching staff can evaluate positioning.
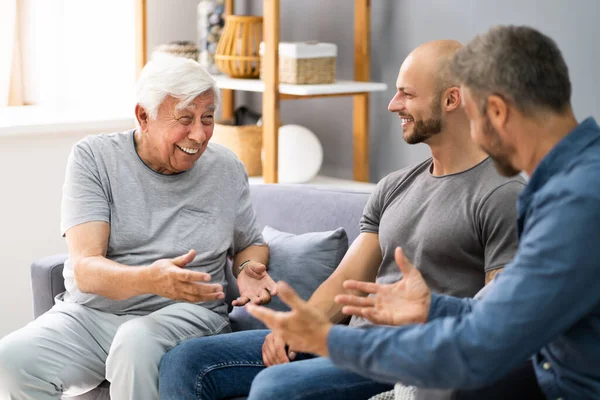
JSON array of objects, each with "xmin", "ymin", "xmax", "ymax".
[
  {"xmin": 106, "ymin": 318, "xmax": 164, "ymax": 370},
  {"xmin": 0, "ymin": 335, "xmax": 40, "ymax": 393}
]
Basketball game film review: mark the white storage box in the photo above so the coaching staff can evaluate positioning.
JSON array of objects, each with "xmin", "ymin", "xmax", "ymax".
[{"xmin": 259, "ymin": 41, "xmax": 337, "ymax": 84}]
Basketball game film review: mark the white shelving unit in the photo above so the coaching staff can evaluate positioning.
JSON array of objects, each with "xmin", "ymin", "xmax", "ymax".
[{"xmin": 214, "ymin": 75, "xmax": 387, "ymax": 96}]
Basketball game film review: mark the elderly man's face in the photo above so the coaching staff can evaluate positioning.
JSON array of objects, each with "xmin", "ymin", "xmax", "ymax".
[
  {"xmin": 145, "ymin": 92, "xmax": 216, "ymax": 174},
  {"xmin": 461, "ymin": 86, "xmax": 520, "ymax": 177},
  {"xmin": 388, "ymin": 57, "xmax": 443, "ymax": 145}
]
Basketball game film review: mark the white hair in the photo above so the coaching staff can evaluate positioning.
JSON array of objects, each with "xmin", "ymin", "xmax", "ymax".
[{"xmin": 136, "ymin": 54, "xmax": 221, "ymax": 120}]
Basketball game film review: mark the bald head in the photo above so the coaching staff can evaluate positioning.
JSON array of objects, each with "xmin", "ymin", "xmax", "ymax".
[
  {"xmin": 401, "ymin": 40, "xmax": 464, "ymax": 93},
  {"xmin": 390, "ymin": 40, "xmax": 466, "ymax": 145}
]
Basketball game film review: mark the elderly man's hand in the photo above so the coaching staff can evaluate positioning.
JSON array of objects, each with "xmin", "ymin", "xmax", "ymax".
[
  {"xmin": 247, "ymin": 282, "xmax": 333, "ymax": 357},
  {"xmin": 234, "ymin": 262, "xmax": 278, "ymax": 306},
  {"xmin": 144, "ymin": 250, "xmax": 225, "ymax": 302},
  {"xmin": 335, "ymin": 247, "xmax": 431, "ymax": 326}
]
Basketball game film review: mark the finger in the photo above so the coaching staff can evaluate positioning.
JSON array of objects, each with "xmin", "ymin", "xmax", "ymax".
[
  {"xmin": 172, "ymin": 249, "xmax": 196, "ymax": 267},
  {"xmin": 265, "ymin": 276, "xmax": 278, "ymax": 296},
  {"xmin": 254, "ymin": 288, "xmax": 272, "ymax": 305},
  {"xmin": 263, "ymin": 334, "xmax": 278, "ymax": 366},
  {"xmin": 361, "ymin": 308, "xmax": 384, "ymax": 325},
  {"xmin": 273, "ymin": 341, "xmax": 289, "ymax": 364},
  {"xmin": 395, "ymin": 247, "xmax": 415, "ymax": 276},
  {"xmin": 342, "ymin": 279, "xmax": 382, "ymax": 294},
  {"xmin": 288, "ymin": 349, "xmax": 297, "ymax": 361},
  {"xmin": 232, "ymin": 296, "xmax": 251, "ymax": 306},
  {"xmin": 187, "ymin": 282, "xmax": 223, "ymax": 292},
  {"xmin": 176, "ymin": 269, "xmax": 211, "ymax": 283},
  {"xmin": 181, "ymin": 291, "xmax": 224, "ymax": 303},
  {"xmin": 246, "ymin": 263, "xmax": 267, "ymax": 278},
  {"xmin": 246, "ymin": 304, "xmax": 280, "ymax": 329},
  {"xmin": 262, "ymin": 344, "xmax": 273, "ymax": 367},
  {"xmin": 341, "ymin": 305, "xmax": 373, "ymax": 317},
  {"xmin": 335, "ymin": 294, "xmax": 376, "ymax": 308},
  {"xmin": 276, "ymin": 281, "xmax": 304, "ymax": 310}
]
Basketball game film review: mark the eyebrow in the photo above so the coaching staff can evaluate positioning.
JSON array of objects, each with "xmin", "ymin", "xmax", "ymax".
[
  {"xmin": 180, "ymin": 104, "xmax": 217, "ymax": 112},
  {"xmin": 397, "ymin": 87, "xmax": 414, "ymax": 93}
]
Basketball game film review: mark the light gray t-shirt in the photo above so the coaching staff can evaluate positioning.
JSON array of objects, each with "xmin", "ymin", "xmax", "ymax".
[
  {"xmin": 59, "ymin": 130, "xmax": 263, "ymax": 316},
  {"xmin": 350, "ymin": 157, "xmax": 525, "ymax": 327}
]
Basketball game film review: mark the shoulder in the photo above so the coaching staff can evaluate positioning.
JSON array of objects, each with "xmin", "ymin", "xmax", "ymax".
[
  {"xmin": 71, "ymin": 130, "xmax": 132, "ymax": 161},
  {"xmin": 376, "ymin": 158, "xmax": 432, "ymax": 193},
  {"xmin": 202, "ymin": 142, "xmax": 247, "ymax": 176},
  {"xmin": 540, "ymin": 158, "xmax": 600, "ymax": 204},
  {"xmin": 476, "ymin": 159, "xmax": 526, "ymax": 204}
]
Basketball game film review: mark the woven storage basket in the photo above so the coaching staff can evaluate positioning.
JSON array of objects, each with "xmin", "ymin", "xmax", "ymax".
[
  {"xmin": 211, "ymin": 121, "xmax": 262, "ymax": 176},
  {"xmin": 215, "ymin": 16, "xmax": 263, "ymax": 79},
  {"xmin": 153, "ymin": 41, "xmax": 199, "ymax": 60},
  {"xmin": 259, "ymin": 41, "xmax": 337, "ymax": 84}
]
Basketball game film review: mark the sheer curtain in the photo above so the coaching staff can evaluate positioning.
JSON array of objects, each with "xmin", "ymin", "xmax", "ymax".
[
  {"xmin": 19, "ymin": 0, "xmax": 136, "ymax": 111},
  {"xmin": 0, "ymin": 0, "xmax": 24, "ymax": 107}
]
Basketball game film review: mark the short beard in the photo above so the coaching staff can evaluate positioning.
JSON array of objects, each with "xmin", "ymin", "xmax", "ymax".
[
  {"xmin": 403, "ymin": 96, "xmax": 443, "ymax": 145},
  {"xmin": 482, "ymin": 118, "xmax": 520, "ymax": 177}
]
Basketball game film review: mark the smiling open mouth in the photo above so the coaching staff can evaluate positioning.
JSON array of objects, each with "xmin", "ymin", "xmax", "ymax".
[
  {"xmin": 401, "ymin": 117, "xmax": 414, "ymax": 124},
  {"xmin": 177, "ymin": 145, "xmax": 200, "ymax": 155}
]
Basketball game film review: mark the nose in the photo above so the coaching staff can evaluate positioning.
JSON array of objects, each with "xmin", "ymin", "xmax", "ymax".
[
  {"xmin": 388, "ymin": 91, "xmax": 405, "ymax": 113},
  {"xmin": 188, "ymin": 121, "xmax": 207, "ymax": 144}
]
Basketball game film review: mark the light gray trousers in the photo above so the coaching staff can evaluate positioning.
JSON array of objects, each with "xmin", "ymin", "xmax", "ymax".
[{"xmin": 0, "ymin": 300, "xmax": 230, "ymax": 400}]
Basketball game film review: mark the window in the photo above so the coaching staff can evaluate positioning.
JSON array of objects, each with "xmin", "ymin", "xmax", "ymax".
[
  {"xmin": 0, "ymin": 0, "xmax": 21, "ymax": 106},
  {"xmin": 3, "ymin": 0, "xmax": 136, "ymax": 111}
]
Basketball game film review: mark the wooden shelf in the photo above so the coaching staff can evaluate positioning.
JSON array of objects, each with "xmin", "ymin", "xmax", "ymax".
[
  {"xmin": 136, "ymin": 0, "xmax": 375, "ymax": 184},
  {"xmin": 214, "ymin": 75, "xmax": 387, "ymax": 97}
]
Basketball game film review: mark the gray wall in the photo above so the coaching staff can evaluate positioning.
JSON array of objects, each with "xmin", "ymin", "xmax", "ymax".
[{"xmin": 149, "ymin": 0, "xmax": 600, "ymax": 182}]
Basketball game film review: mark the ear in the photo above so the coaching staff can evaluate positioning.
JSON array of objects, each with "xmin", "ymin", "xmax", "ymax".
[
  {"xmin": 444, "ymin": 87, "xmax": 461, "ymax": 112},
  {"xmin": 135, "ymin": 104, "xmax": 149, "ymax": 131},
  {"xmin": 485, "ymin": 95, "xmax": 509, "ymax": 131}
]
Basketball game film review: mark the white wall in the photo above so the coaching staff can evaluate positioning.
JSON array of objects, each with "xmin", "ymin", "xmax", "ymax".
[{"xmin": 0, "ymin": 126, "xmax": 132, "ymax": 338}]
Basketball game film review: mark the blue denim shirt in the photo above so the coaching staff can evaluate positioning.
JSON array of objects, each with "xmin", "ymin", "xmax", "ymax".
[{"xmin": 328, "ymin": 117, "xmax": 600, "ymax": 400}]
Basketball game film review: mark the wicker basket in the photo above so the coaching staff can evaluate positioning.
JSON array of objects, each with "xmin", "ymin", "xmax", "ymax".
[
  {"xmin": 215, "ymin": 16, "xmax": 263, "ymax": 79},
  {"xmin": 260, "ymin": 42, "xmax": 337, "ymax": 84},
  {"xmin": 211, "ymin": 121, "xmax": 262, "ymax": 176},
  {"xmin": 153, "ymin": 41, "xmax": 199, "ymax": 60}
]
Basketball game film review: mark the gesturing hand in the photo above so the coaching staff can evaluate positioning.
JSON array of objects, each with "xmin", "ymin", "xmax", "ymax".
[
  {"xmin": 247, "ymin": 281, "xmax": 333, "ymax": 358},
  {"xmin": 335, "ymin": 247, "xmax": 431, "ymax": 326},
  {"xmin": 233, "ymin": 261, "xmax": 278, "ymax": 306},
  {"xmin": 145, "ymin": 250, "xmax": 224, "ymax": 302}
]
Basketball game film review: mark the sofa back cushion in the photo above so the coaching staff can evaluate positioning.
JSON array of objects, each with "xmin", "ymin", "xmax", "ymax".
[
  {"xmin": 249, "ymin": 185, "xmax": 370, "ymax": 243},
  {"xmin": 224, "ymin": 185, "xmax": 371, "ymax": 311},
  {"xmin": 229, "ymin": 225, "xmax": 349, "ymax": 331}
]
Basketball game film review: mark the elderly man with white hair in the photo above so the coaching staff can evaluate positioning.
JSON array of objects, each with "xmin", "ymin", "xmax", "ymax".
[{"xmin": 0, "ymin": 56, "xmax": 277, "ymax": 400}]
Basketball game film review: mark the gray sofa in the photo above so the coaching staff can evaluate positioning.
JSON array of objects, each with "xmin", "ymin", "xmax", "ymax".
[{"xmin": 30, "ymin": 184, "xmax": 371, "ymax": 400}]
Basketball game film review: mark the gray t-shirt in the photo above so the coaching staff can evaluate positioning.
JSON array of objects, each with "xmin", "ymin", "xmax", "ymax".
[
  {"xmin": 59, "ymin": 130, "xmax": 263, "ymax": 316},
  {"xmin": 350, "ymin": 157, "xmax": 525, "ymax": 327}
]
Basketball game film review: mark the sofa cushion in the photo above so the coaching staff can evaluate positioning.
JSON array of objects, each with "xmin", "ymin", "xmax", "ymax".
[{"xmin": 229, "ymin": 225, "xmax": 348, "ymax": 331}]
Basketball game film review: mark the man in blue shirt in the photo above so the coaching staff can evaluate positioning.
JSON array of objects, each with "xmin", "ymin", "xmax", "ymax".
[{"xmin": 248, "ymin": 25, "xmax": 600, "ymax": 400}]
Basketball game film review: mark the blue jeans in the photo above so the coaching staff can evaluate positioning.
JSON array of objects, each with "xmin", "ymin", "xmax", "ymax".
[{"xmin": 159, "ymin": 329, "xmax": 392, "ymax": 400}]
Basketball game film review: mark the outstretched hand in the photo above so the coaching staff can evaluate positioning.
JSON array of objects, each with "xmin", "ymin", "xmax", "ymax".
[
  {"xmin": 145, "ymin": 250, "xmax": 224, "ymax": 302},
  {"xmin": 335, "ymin": 247, "xmax": 431, "ymax": 326},
  {"xmin": 233, "ymin": 261, "xmax": 278, "ymax": 306},
  {"xmin": 247, "ymin": 281, "xmax": 332, "ymax": 357}
]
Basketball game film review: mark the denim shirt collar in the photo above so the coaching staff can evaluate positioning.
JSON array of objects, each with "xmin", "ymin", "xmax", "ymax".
[{"xmin": 517, "ymin": 117, "xmax": 600, "ymax": 224}]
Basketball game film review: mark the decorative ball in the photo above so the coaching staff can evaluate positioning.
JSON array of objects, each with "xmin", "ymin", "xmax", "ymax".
[{"xmin": 276, "ymin": 124, "xmax": 323, "ymax": 183}]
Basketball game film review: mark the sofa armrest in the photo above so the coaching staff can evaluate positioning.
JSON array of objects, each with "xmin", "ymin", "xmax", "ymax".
[{"xmin": 30, "ymin": 254, "xmax": 68, "ymax": 319}]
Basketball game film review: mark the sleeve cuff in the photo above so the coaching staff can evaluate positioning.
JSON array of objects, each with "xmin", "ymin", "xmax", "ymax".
[
  {"xmin": 427, "ymin": 293, "xmax": 474, "ymax": 321},
  {"xmin": 328, "ymin": 325, "xmax": 364, "ymax": 367}
]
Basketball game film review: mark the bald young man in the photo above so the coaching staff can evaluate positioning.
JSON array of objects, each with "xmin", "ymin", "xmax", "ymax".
[{"xmin": 158, "ymin": 40, "xmax": 525, "ymax": 400}]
